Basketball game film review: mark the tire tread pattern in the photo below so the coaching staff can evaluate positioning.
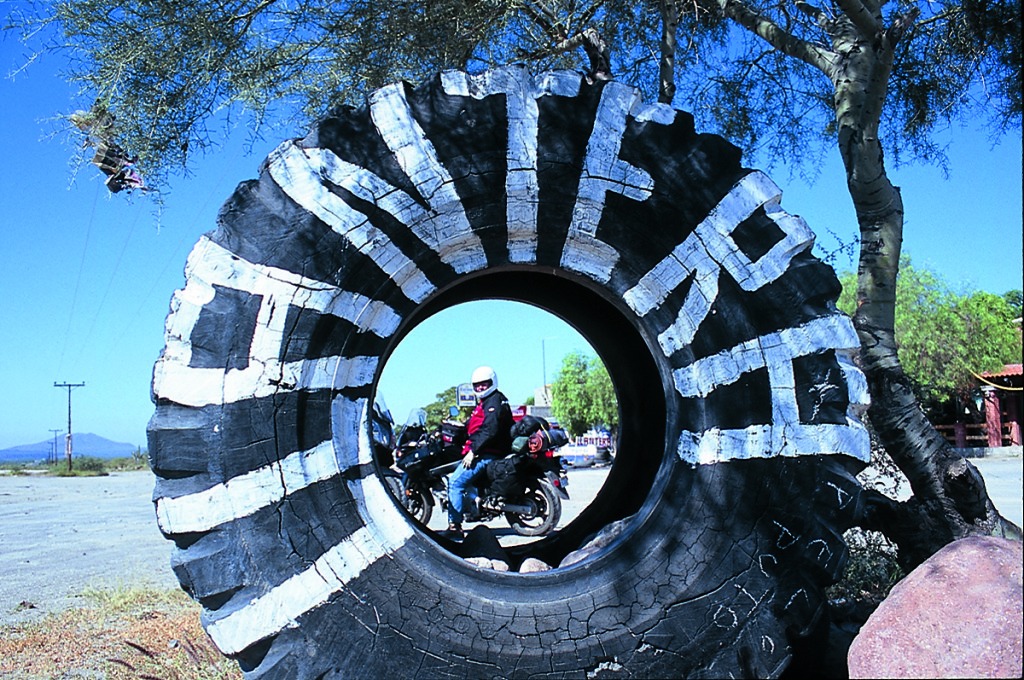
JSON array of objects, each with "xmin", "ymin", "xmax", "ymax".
[{"xmin": 149, "ymin": 66, "xmax": 868, "ymax": 678}]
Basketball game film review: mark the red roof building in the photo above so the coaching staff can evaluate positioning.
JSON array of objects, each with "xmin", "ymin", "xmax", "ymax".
[{"xmin": 975, "ymin": 364, "xmax": 1022, "ymax": 448}]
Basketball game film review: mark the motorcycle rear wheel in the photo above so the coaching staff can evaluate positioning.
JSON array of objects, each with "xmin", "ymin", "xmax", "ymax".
[{"xmin": 506, "ymin": 481, "xmax": 562, "ymax": 537}]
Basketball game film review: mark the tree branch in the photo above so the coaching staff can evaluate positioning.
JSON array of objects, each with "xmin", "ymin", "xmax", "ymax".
[
  {"xmin": 833, "ymin": 0, "xmax": 882, "ymax": 38},
  {"xmin": 795, "ymin": 1, "xmax": 828, "ymax": 28},
  {"xmin": 719, "ymin": 0, "xmax": 834, "ymax": 74},
  {"xmin": 520, "ymin": 1, "xmax": 565, "ymax": 42},
  {"xmin": 516, "ymin": 23, "xmax": 611, "ymax": 81},
  {"xmin": 231, "ymin": 0, "xmax": 278, "ymax": 36},
  {"xmin": 858, "ymin": 8, "xmax": 922, "ymax": 147}
]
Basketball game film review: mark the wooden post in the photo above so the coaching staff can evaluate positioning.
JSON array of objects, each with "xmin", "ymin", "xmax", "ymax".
[
  {"xmin": 982, "ymin": 386, "xmax": 1002, "ymax": 448},
  {"xmin": 1005, "ymin": 391, "xmax": 1022, "ymax": 446},
  {"xmin": 954, "ymin": 422, "xmax": 967, "ymax": 448}
]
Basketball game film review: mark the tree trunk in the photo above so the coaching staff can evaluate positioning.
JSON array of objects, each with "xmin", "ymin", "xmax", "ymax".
[
  {"xmin": 658, "ymin": 0, "xmax": 678, "ymax": 104},
  {"xmin": 832, "ymin": 14, "xmax": 1021, "ymax": 571}
]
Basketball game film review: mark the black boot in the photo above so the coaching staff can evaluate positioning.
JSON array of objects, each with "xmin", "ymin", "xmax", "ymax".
[
  {"xmin": 463, "ymin": 496, "xmax": 482, "ymax": 521},
  {"xmin": 441, "ymin": 523, "xmax": 464, "ymax": 540}
]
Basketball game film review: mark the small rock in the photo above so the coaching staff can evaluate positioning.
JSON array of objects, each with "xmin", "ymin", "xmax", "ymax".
[
  {"xmin": 848, "ymin": 536, "xmax": 1022, "ymax": 679},
  {"xmin": 559, "ymin": 517, "xmax": 630, "ymax": 567},
  {"xmin": 519, "ymin": 557, "xmax": 552, "ymax": 573},
  {"xmin": 465, "ymin": 556, "xmax": 509, "ymax": 571}
]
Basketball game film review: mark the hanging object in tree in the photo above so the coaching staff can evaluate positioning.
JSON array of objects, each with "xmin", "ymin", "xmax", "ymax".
[
  {"xmin": 91, "ymin": 141, "xmax": 144, "ymax": 193},
  {"xmin": 71, "ymin": 105, "xmax": 145, "ymax": 193}
]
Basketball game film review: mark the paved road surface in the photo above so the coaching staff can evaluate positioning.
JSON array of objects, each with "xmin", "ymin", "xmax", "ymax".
[{"xmin": 2, "ymin": 456, "xmax": 1020, "ymax": 626}]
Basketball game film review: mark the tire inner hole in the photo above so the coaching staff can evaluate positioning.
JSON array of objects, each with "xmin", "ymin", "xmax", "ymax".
[{"xmin": 370, "ymin": 270, "xmax": 667, "ymax": 570}]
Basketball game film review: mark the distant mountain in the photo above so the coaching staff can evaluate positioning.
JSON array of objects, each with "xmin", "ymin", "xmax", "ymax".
[{"xmin": 0, "ymin": 433, "xmax": 139, "ymax": 464}]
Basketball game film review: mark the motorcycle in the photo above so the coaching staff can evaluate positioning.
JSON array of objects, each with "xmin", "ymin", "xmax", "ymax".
[{"xmin": 392, "ymin": 407, "xmax": 570, "ymax": 537}]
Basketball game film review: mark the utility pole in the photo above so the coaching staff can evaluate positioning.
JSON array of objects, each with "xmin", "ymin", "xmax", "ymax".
[
  {"xmin": 54, "ymin": 382, "xmax": 85, "ymax": 472},
  {"xmin": 541, "ymin": 337, "xmax": 558, "ymax": 406},
  {"xmin": 49, "ymin": 428, "xmax": 62, "ymax": 466}
]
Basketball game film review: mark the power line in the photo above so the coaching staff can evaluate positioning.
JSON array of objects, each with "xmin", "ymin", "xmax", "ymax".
[
  {"xmin": 57, "ymin": 183, "xmax": 100, "ymax": 377},
  {"xmin": 68, "ymin": 199, "xmax": 146, "ymax": 372}
]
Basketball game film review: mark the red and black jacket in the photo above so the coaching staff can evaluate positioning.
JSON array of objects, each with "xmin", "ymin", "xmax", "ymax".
[{"xmin": 463, "ymin": 391, "xmax": 514, "ymax": 459}]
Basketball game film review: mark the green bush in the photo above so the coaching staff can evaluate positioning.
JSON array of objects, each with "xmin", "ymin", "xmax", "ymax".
[
  {"xmin": 828, "ymin": 528, "xmax": 904, "ymax": 605},
  {"xmin": 74, "ymin": 456, "xmax": 108, "ymax": 472},
  {"xmin": 106, "ymin": 449, "xmax": 151, "ymax": 471},
  {"xmin": 50, "ymin": 456, "xmax": 110, "ymax": 476}
]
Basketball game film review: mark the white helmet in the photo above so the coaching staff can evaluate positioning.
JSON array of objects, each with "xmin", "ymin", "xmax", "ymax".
[{"xmin": 471, "ymin": 366, "xmax": 498, "ymax": 399}]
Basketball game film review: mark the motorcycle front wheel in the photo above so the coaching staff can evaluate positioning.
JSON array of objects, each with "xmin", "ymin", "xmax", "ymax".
[
  {"xmin": 403, "ymin": 484, "xmax": 433, "ymax": 526},
  {"xmin": 507, "ymin": 481, "xmax": 562, "ymax": 537},
  {"xmin": 381, "ymin": 471, "xmax": 404, "ymax": 501}
]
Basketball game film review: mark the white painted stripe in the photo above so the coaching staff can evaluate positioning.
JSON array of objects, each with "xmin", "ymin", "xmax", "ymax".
[
  {"xmin": 678, "ymin": 422, "xmax": 870, "ymax": 465},
  {"xmin": 154, "ymin": 351, "xmax": 377, "ymax": 408},
  {"xmin": 623, "ymin": 172, "xmax": 814, "ymax": 355},
  {"xmin": 561, "ymin": 81, "xmax": 655, "ymax": 282},
  {"xmin": 155, "ymin": 397, "xmax": 374, "ymax": 535},
  {"xmin": 671, "ymin": 315, "xmax": 862, "ymax": 398},
  {"xmin": 653, "ymin": 239, "xmax": 722, "ymax": 357},
  {"xmin": 705, "ymin": 174, "xmax": 814, "ymax": 292},
  {"xmin": 311, "ymin": 144, "xmax": 483, "ymax": 276},
  {"xmin": 535, "ymin": 70, "xmax": 584, "ymax": 98},
  {"xmin": 350, "ymin": 401, "xmax": 416, "ymax": 557},
  {"xmin": 204, "ymin": 401, "xmax": 414, "ymax": 656},
  {"xmin": 152, "ymin": 237, "xmax": 392, "ymax": 407},
  {"xmin": 267, "ymin": 142, "xmax": 436, "ymax": 303},
  {"xmin": 333, "ymin": 395, "xmax": 372, "ymax": 470},
  {"xmin": 155, "ymin": 440, "xmax": 339, "ymax": 534},
  {"xmin": 370, "ymin": 83, "xmax": 487, "ymax": 274},
  {"xmin": 443, "ymin": 66, "xmax": 541, "ymax": 264},
  {"xmin": 442, "ymin": 68, "xmax": 584, "ymax": 265},
  {"xmin": 206, "ymin": 523, "xmax": 381, "ymax": 655},
  {"xmin": 673, "ymin": 315, "xmax": 870, "ymax": 464},
  {"xmin": 176, "ymin": 236, "xmax": 402, "ymax": 337}
]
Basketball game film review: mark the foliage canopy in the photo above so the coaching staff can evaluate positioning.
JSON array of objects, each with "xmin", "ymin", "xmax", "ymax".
[
  {"xmin": 549, "ymin": 351, "xmax": 618, "ymax": 436},
  {"xmin": 5, "ymin": 0, "xmax": 1019, "ymax": 191},
  {"xmin": 838, "ymin": 257, "xmax": 1022, "ymax": 408},
  {"xmin": 418, "ymin": 385, "xmax": 473, "ymax": 431}
]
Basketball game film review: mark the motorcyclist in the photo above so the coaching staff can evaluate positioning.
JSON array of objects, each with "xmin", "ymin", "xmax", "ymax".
[{"xmin": 444, "ymin": 366, "xmax": 514, "ymax": 539}]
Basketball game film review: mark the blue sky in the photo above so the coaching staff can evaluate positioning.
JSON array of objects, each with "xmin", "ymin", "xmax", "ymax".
[{"xmin": 0, "ymin": 39, "xmax": 1020, "ymax": 451}]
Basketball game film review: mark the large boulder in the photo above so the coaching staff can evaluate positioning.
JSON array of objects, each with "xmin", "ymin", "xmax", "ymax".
[{"xmin": 848, "ymin": 536, "xmax": 1022, "ymax": 678}]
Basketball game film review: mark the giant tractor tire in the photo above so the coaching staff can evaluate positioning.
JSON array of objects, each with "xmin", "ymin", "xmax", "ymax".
[{"xmin": 149, "ymin": 66, "xmax": 870, "ymax": 678}]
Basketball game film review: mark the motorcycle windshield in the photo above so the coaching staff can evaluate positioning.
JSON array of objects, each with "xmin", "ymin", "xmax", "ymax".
[
  {"xmin": 403, "ymin": 408, "xmax": 427, "ymax": 429},
  {"xmin": 396, "ymin": 408, "xmax": 428, "ymax": 446},
  {"xmin": 370, "ymin": 398, "xmax": 395, "ymax": 450}
]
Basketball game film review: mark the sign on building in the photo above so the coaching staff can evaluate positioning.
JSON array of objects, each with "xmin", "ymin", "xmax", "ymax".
[{"xmin": 456, "ymin": 383, "xmax": 476, "ymax": 408}]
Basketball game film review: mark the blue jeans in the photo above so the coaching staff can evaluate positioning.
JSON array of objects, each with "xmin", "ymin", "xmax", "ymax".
[{"xmin": 448, "ymin": 457, "xmax": 489, "ymax": 525}]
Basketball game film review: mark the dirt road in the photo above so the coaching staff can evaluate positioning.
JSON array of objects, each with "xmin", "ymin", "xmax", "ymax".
[
  {"xmin": 2, "ymin": 456, "xmax": 1020, "ymax": 627},
  {"xmin": 0, "ymin": 471, "xmax": 177, "ymax": 627}
]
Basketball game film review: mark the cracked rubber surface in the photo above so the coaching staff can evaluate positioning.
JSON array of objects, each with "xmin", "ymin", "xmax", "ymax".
[{"xmin": 148, "ymin": 66, "xmax": 870, "ymax": 678}]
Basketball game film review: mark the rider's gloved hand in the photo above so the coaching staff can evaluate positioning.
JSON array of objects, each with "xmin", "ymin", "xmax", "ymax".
[{"xmin": 463, "ymin": 450, "xmax": 474, "ymax": 467}]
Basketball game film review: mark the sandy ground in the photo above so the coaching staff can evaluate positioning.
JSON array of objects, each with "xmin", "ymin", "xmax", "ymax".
[
  {"xmin": 1, "ymin": 456, "xmax": 1020, "ymax": 628},
  {"xmin": 0, "ymin": 471, "xmax": 178, "ymax": 627}
]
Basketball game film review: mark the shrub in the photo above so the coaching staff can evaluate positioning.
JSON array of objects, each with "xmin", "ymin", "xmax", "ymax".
[
  {"xmin": 828, "ymin": 527, "xmax": 904, "ymax": 606},
  {"xmin": 50, "ymin": 456, "xmax": 110, "ymax": 476},
  {"xmin": 74, "ymin": 456, "xmax": 108, "ymax": 473}
]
